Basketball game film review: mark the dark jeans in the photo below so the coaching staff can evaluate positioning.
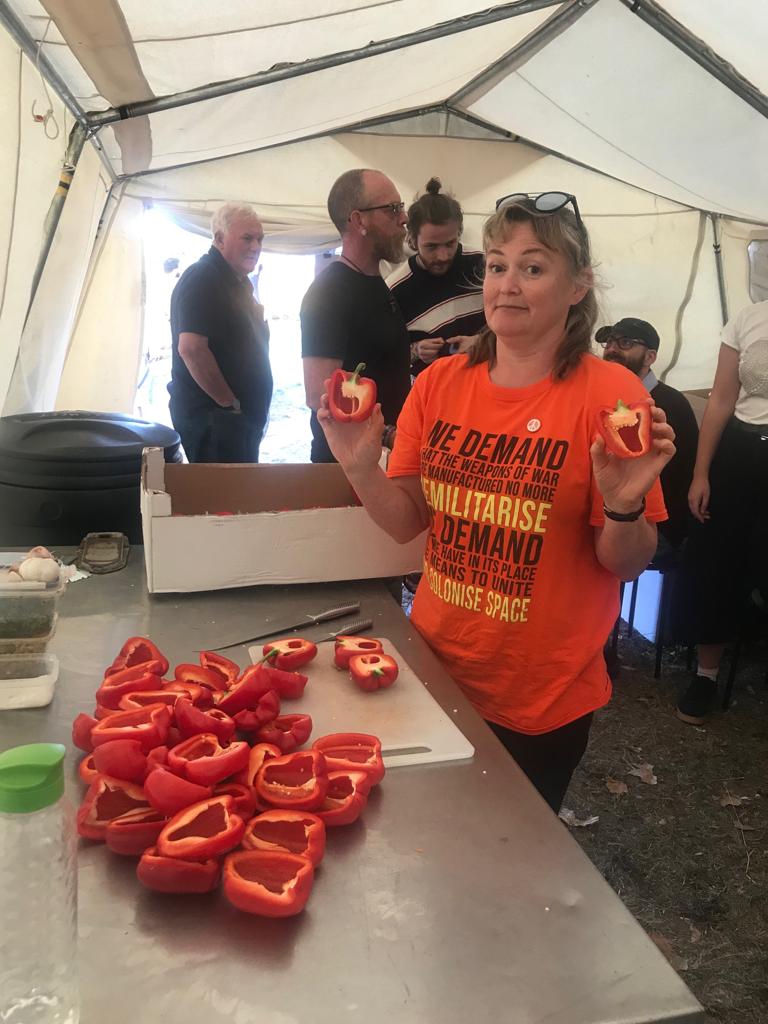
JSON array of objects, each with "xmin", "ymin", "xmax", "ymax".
[
  {"xmin": 486, "ymin": 712, "xmax": 593, "ymax": 813},
  {"xmin": 171, "ymin": 404, "xmax": 263, "ymax": 463}
]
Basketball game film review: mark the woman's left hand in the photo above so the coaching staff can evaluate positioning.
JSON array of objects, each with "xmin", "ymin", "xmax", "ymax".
[{"xmin": 590, "ymin": 405, "xmax": 676, "ymax": 513}]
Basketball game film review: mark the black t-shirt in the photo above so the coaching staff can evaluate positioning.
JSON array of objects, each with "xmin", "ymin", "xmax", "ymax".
[
  {"xmin": 301, "ymin": 261, "xmax": 411, "ymax": 461},
  {"xmin": 169, "ymin": 247, "xmax": 273, "ymax": 427},
  {"xmin": 650, "ymin": 379, "xmax": 699, "ymax": 547}
]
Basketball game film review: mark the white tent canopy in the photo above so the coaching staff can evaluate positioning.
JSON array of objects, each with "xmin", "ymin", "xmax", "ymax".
[{"xmin": 1, "ymin": 0, "xmax": 767, "ymax": 414}]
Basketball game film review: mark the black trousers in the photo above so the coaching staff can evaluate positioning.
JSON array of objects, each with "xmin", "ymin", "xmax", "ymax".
[
  {"xmin": 486, "ymin": 712, "xmax": 593, "ymax": 813},
  {"xmin": 171, "ymin": 404, "xmax": 264, "ymax": 464},
  {"xmin": 672, "ymin": 418, "xmax": 768, "ymax": 644}
]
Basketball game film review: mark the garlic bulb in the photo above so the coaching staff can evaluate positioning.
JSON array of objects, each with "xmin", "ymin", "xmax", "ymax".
[{"xmin": 18, "ymin": 556, "xmax": 60, "ymax": 584}]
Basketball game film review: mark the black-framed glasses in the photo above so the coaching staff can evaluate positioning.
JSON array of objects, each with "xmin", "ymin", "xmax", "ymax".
[
  {"xmin": 495, "ymin": 191, "xmax": 584, "ymax": 233},
  {"xmin": 596, "ymin": 335, "xmax": 643, "ymax": 351},
  {"xmin": 356, "ymin": 201, "xmax": 406, "ymax": 218}
]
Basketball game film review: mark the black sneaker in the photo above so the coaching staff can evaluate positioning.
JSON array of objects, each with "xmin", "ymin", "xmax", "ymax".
[{"xmin": 676, "ymin": 676, "xmax": 718, "ymax": 724}]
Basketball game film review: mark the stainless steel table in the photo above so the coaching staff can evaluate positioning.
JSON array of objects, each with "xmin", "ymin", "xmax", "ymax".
[{"xmin": 2, "ymin": 552, "xmax": 704, "ymax": 1024}]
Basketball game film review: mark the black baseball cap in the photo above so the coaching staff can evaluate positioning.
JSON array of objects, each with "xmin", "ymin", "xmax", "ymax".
[{"xmin": 595, "ymin": 317, "xmax": 660, "ymax": 351}]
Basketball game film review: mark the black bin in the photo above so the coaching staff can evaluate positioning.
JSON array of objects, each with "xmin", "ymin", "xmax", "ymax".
[{"xmin": 0, "ymin": 411, "xmax": 180, "ymax": 545}]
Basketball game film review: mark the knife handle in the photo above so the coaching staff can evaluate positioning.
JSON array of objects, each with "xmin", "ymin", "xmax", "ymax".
[
  {"xmin": 322, "ymin": 617, "xmax": 373, "ymax": 641},
  {"xmin": 309, "ymin": 603, "xmax": 360, "ymax": 624}
]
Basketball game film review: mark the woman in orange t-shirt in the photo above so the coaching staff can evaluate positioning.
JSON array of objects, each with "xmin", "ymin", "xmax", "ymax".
[{"xmin": 318, "ymin": 194, "xmax": 675, "ymax": 812}]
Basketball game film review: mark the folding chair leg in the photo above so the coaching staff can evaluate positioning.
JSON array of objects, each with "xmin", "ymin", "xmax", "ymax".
[
  {"xmin": 627, "ymin": 579, "xmax": 639, "ymax": 639},
  {"xmin": 610, "ymin": 582, "xmax": 626, "ymax": 656},
  {"xmin": 722, "ymin": 640, "xmax": 741, "ymax": 710},
  {"xmin": 654, "ymin": 573, "xmax": 669, "ymax": 679}
]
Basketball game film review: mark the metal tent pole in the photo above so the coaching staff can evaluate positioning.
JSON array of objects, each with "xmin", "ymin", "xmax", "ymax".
[
  {"xmin": 620, "ymin": 0, "xmax": 768, "ymax": 119},
  {"xmin": 82, "ymin": 0, "xmax": 566, "ymax": 127},
  {"xmin": 710, "ymin": 213, "xmax": 729, "ymax": 326}
]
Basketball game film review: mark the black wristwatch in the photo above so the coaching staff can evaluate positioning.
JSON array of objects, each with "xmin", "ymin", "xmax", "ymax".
[{"xmin": 603, "ymin": 497, "xmax": 646, "ymax": 522}]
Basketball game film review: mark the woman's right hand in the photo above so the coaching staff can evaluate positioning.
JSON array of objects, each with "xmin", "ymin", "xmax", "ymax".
[
  {"xmin": 688, "ymin": 475, "xmax": 711, "ymax": 522},
  {"xmin": 317, "ymin": 384, "xmax": 386, "ymax": 476}
]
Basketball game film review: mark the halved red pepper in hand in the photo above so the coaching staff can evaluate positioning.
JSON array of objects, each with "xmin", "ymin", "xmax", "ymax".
[
  {"xmin": 105, "ymin": 807, "xmax": 166, "ymax": 857},
  {"xmin": 328, "ymin": 362, "xmax": 377, "ymax": 423},
  {"xmin": 214, "ymin": 782, "xmax": 258, "ymax": 819},
  {"xmin": 162, "ymin": 680, "xmax": 214, "ymax": 708},
  {"xmin": 90, "ymin": 703, "xmax": 172, "ymax": 753},
  {"xmin": 260, "ymin": 664, "xmax": 309, "ymax": 700},
  {"xmin": 199, "ymin": 651, "xmax": 240, "ymax": 688},
  {"xmin": 262, "ymin": 638, "xmax": 317, "ymax": 671},
  {"xmin": 255, "ymin": 749, "xmax": 328, "ymax": 811},
  {"xmin": 78, "ymin": 753, "xmax": 98, "ymax": 784},
  {"xmin": 173, "ymin": 663, "xmax": 227, "ymax": 693},
  {"xmin": 156, "ymin": 795, "xmax": 244, "ymax": 859},
  {"xmin": 118, "ymin": 688, "xmax": 182, "ymax": 713},
  {"xmin": 77, "ymin": 775, "xmax": 150, "ymax": 840},
  {"xmin": 315, "ymin": 770, "xmax": 370, "ymax": 826},
  {"xmin": 137, "ymin": 845, "xmax": 221, "ymax": 894},
  {"xmin": 144, "ymin": 766, "xmax": 213, "ymax": 816},
  {"xmin": 232, "ymin": 742, "xmax": 282, "ymax": 789},
  {"xmin": 166, "ymin": 733, "xmax": 249, "ymax": 786},
  {"xmin": 349, "ymin": 652, "xmax": 398, "ymax": 692},
  {"xmin": 242, "ymin": 809, "xmax": 326, "ymax": 866},
  {"xmin": 96, "ymin": 664, "xmax": 163, "ymax": 711},
  {"xmin": 333, "ymin": 635, "xmax": 383, "ymax": 670},
  {"xmin": 72, "ymin": 712, "xmax": 98, "ymax": 753},
  {"xmin": 174, "ymin": 698, "xmax": 236, "ymax": 744},
  {"xmin": 596, "ymin": 398, "xmax": 652, "ymax": 459},
  {"xmin": 215, "ymin": 664, "xmax": 275, "ymax": 716},
  {"xmin": 106, "ymin": 636, "xmax": 169, "ymax": 678},
  {"xmin": 223, "ymin": 850, "xmax": 314, "ymax": 917},
  {"xmin": 92, "ymin": 739, "xmax": 147, "ymax": 783},
  {"xmin": 232, "ymin": 690, "xmax": 280, "ymax": 734},
  {"xmin": 312, "ymin": 732, "xmax": 385, "ymax": 786}
]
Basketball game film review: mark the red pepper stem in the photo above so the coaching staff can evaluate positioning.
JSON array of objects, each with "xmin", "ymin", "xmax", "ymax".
[
  {"xmin": 257, "ymin": 649, "xmax": 280, "ymax": 666},
  {"xmin": 351, "ymin": 362, "xmax": 366, "ymax": 384}
]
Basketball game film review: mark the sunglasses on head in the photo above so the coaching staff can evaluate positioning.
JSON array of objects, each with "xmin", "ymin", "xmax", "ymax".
[{"xmin": 495, "ymin": 191, "xmax": 584, "ymax": 233}]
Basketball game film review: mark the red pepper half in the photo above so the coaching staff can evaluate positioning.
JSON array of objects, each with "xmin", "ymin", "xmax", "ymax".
[
  {"xmin": 596, "ymin": 398, "xmax": 653, "ymax": 459},
  {"xmin": 223, "ymin": 850, "xmax": 314, "ymax": 917},
  {"xmin": 144, "ymin": 745, "xmax": 169, "ymax": 777},
  {"xmin": 262, "ymin": 638, "xmax": 317, "ymax": 672},
  {"xmin": 312, "ymin": 733, "xmax": 385, "ymax": 786},
  {"xmin": 96, "ymin": 664, "xmax": 163, "ymax": 711},
  {"xmin": 166, "ymin": 733, "xmax": 250, "ymax": 786},
  {"xmin": 162, "ymin": 680, "xmax": 214, "ymax": 709},
  {"xmin": 105, "ymin": 808, "xmax": 166, "ymax": 857},
  {"xmin": 315, "ymin": 770, "xmax": 370, "ymax": 826},
  {"xmin": 144, "ymin": 766, "xmax": 213, "ymax": 816},
  {"xmin": 232, "ymin": 690, "xmax": 280, "ymax": 733},
  {"xmin": 118, "ymin": 689, "xmax": 182, "ymax": 712},
  {"xmin": 156, "ymin": 795, "xmax": 245, "ymax": 860},
  {"xmin": 260, "ymin": 664, "xmax": 309, "ymax": 700},
  {"xmin": 242, "ymin": 809, "xmax": 326, "ymax": 866},
  {"xmin": 90, "ymin": 703, "xmax": 172, "ymax": 753},
  {"xmin": 137, "ymin": 846, "xmax": 221, "ymax": 894},
  {"xmin": 333, "ymin": 635, "xmax": 383, "ymax": 670},
  {"xmin": 72, "ymin": 712, "xmax": 98, "ymax": 753},
  {"xmin": 173, "ymin": 663, "xmax": 227, "ymax": 693},
  {"xmin": 255, "ymin": 714, "xmax": 312, "ymax": 754},
  {"xmin": 175, "ymin": 698, "xmax": 236, "ymax": 744},
  {"xmin": 255, "ymin": 750, "xmax": 328, "ymax": 811},
  {"xmin": 78, "ymin": 753, "xmax": 98, "ymax": 785},
  {"xmin": 199, "ymin": 651, "xmax": 240, "ymax": 688},
  {"xmin": 92, "ymin": 739, "xmax": 147, "ymax": 783},
  {"xmin": 349, "ymin": 653, "xmax": 399, "ymax": 692},
  {"xmin": 232, "ymin": 742, "xmax": 282, "ymax": 789},
  {"xmin": 215, "ymin": 664, "xmax": 275, "ymax": 716},
  {"xmin": 77, "ymin": 775, "xmax": 150, "ymax": 840},
  {"xmin": 328, "ymin": 362, "xmax": 377, "ymax": 423},
  {"xmin": 106, "ymin": 636, "xmax": 169, "ymax": 677},
  {"xmin": 214, "ymin": 782, "xmax": 258, "ymax": 819}
]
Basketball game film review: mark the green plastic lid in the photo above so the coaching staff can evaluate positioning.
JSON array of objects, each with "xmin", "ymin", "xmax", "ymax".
[{"xmin": 0, "ymin": 743, "xmax": 65, "ymax": 813}]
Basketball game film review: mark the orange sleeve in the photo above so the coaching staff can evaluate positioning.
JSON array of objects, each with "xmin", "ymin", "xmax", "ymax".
[{"xmin": 386, "ymin": 373, "xmax": 427, "ymax": 478}]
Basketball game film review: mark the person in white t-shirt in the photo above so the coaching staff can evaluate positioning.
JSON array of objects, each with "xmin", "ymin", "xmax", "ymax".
[{"xmin": 675, "ymin": 300, "xmax": 768, "ymax": 723}]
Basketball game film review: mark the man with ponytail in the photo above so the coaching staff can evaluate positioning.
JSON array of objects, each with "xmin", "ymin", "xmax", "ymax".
[{"xmin": 388, "ymin": 178, "xmax": 485, "ymax": 377}]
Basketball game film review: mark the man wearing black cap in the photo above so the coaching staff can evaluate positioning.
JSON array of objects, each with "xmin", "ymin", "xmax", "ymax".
[{"xmin": 597, "ymin": 317, "xmax": 699, "ymax": 553}]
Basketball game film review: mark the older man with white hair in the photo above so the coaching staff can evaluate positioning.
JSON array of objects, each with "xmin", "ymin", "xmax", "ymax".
[{"xmin": 168, "ymin": 201, "xmax": 273, "ymax": 462}]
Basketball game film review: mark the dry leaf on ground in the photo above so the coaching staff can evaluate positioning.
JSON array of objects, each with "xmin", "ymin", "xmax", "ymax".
[
  {"xmin": 719, "ymin": 793, "xmax": 749, "ymax": 808},
  {"xmin": 628, "ymin": 763, "xmax": 658, "ymax": 786},
  {"xmin": 649, "ymin": 931, "xmax": 689, "ymax": 972},
  {"xmin": 689, "ymin": 924, "xmax": 702, "ymax": 944},
  {"xmin": 559, "ymin": 807, "xmax": 599, "ymax": 828},
  {"xmin": 606, "ymin": 777, "xmax": 629, "ymax": 796}
]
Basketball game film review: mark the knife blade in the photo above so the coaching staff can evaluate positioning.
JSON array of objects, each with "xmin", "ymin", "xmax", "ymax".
[{"xmin": 203, "ymin": 602, "xmax": 362, "ymax": 651}]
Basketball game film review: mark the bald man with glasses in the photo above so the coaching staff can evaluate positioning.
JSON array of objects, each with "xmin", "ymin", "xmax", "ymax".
[{"xmin": 301, "ymin": 168, "xmax": 411, "ymax": 463}]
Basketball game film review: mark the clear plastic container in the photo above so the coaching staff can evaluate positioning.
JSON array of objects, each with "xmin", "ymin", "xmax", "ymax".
[
  {"xmin": 0, "ymin": 654, "xmax": 60, "ymax": 709},
  {"xmin": 0, "ymin": 580, "xmax": 63, "ymax": 655},
  {"xmin": 0, "ymin": 743, "xmax": 79, "ymax": 1023}
]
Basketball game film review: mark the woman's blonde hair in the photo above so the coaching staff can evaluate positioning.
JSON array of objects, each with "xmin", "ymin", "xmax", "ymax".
[{"xmin": 467, "ymin": 199, "xmax": 597, "ymax": 380}]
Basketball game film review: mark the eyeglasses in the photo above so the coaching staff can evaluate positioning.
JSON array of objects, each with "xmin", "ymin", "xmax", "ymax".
[
  {"xmin": 495, "ymin": 191, "xmax": 584, "ymax": 233},
  {"xmin": 356, "ymin": 201, "xmax": 406, "ymax": 218},
  {"xmin": 596, "ymin": 336, "xmax": 643, "ymax": 351}
]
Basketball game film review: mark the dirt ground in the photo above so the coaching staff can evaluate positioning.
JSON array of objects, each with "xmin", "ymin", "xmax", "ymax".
[{"xmin": 565, "ymin": 634, "xmax": 768, "ymax": 1024}]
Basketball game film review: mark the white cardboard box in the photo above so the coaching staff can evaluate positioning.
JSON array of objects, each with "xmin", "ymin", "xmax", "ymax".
[{"xmin": 140, "ymin": 448, "xmax": 427, "ymax": 594}]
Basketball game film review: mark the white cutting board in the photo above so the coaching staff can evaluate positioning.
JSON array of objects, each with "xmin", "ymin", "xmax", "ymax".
[{"xmin": 248, "ymin": 638, "xmax": 474, "ymax": 768}]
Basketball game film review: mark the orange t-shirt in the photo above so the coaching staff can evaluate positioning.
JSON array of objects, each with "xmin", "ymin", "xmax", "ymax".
[{"xmin": 387, "ymin": 353, "xmax": 667, "ymax": 734}]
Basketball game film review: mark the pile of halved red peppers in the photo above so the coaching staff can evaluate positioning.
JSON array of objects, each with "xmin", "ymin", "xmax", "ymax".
[{"xmin": 72, "ymin": 635, "xmax": 392, "ymax": 916}]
